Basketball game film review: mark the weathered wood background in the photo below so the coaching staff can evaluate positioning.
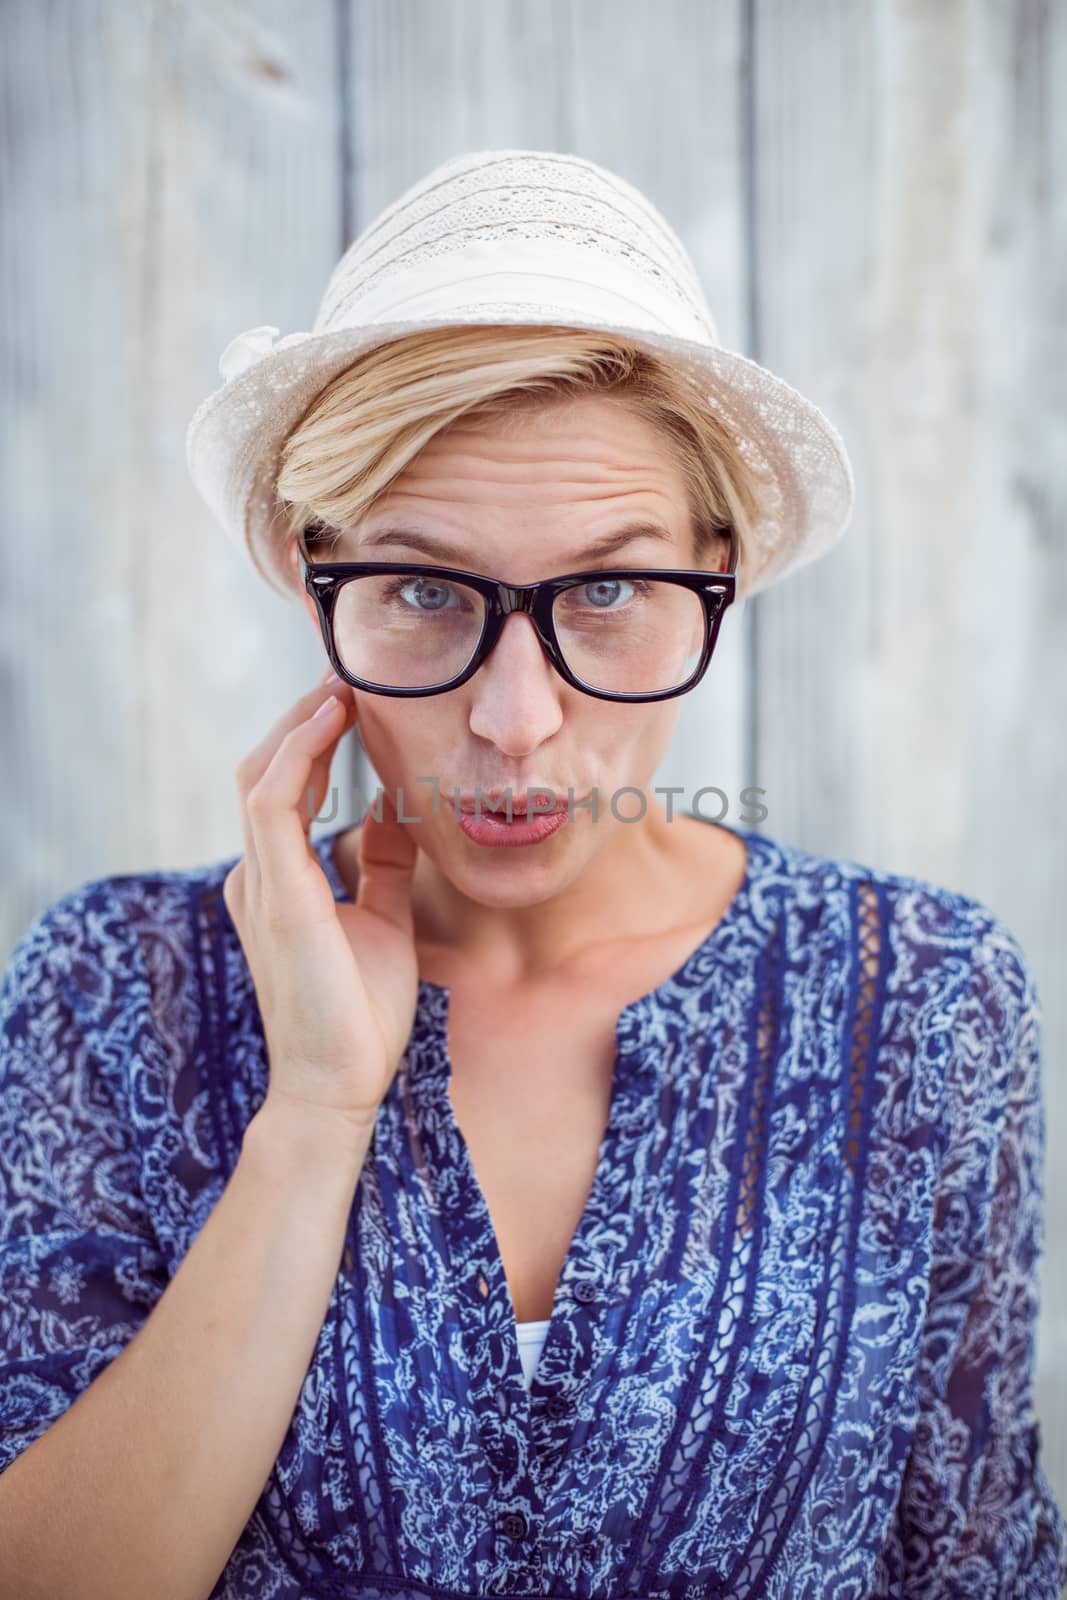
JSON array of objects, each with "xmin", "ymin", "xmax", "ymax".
[{"xmin": 2, "ymin": 0, "xmax": 1064, "ymax": 1513}]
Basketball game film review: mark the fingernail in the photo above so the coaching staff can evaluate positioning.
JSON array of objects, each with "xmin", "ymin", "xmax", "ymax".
[{"xmin": 313, "ymin": 694, "xmax": 339, "ymax": 719}]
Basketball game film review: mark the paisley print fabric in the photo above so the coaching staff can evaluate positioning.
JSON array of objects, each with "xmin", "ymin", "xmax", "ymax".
[{"xmin": 1, "ymin": 819, "xmax": 1064, "ymax": 1599}]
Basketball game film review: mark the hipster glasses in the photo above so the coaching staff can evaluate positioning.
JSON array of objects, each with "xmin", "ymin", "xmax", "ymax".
[{"xmin": 299, "ymin": 524, "xmax": 738, "ymax": 703}]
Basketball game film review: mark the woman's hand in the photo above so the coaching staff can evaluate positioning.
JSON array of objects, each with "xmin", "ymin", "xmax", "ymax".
[{"xmin": 222, "ymin": 668, "xmax": 420, "ymax": 1136}]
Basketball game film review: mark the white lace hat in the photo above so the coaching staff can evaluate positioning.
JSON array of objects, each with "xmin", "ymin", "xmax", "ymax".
[{"xmin": 185, "ymin": 148, "xmax": 854, "ymax": 602}]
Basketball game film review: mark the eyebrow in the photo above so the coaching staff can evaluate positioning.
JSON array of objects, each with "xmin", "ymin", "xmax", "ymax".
[{"xmin": 355, "ymin": 520, "xmax": 680, "ymax": 565}]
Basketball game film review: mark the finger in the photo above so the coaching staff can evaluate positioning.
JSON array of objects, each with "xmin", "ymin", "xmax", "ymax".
[
  {"xmin": 221, "ymin": 856, "xmax": 247, "ymax": 927},
  {"xmin": 239, "ymin": 675, "xmax": 353, "ymax": 795},
  {"xmin": 243, "ymin": 693, "xmax": 355, "ymax": 917},
  {"xmin": 235, "ymin": 676, "xmax": 354, "ymax": 875},
  {"xmin": 297, "ymin": 695, "xmax": 359, "ymax": 837},
  {"xmin": 355, "ymin": 787, "xmax": 418, "ymax": 938}
]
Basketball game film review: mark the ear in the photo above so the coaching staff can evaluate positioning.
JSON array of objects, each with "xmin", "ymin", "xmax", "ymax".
[
  {"xmin": 285, "ymin": 540, "xmax": 317, "ymax": 630},
  {"xmin": 716, "ymin": 529, "xmax": 734, "ymax": 574},
  {"xmin": 286, "ymin": 537, "xmax": 316, "ymax": 623}
]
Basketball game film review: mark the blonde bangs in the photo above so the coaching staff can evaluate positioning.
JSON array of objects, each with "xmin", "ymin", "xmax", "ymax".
[{"xmin": 267, "ymin": 325, "xmax": 769, "ymax": 596}]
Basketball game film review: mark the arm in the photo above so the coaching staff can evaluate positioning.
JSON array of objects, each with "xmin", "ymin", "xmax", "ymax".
[
  {"xmin": 0, "ymin": 672, "xmax": 415, "ymax": 1599},
  {"xmin": 0, "ymin": 882, "xmax": 372, "ymax": 1600},
  {"xmin": 873, "ymin": 915, "xmax": 1067, "ymax": 1597},
  {"xmin": 0, "ymin": 1101, "xmax": 369, "ymax": 1600}
]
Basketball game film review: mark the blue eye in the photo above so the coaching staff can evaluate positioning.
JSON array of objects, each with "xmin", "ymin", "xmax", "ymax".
[
  {"xmin": 585, "ymin": 579, "xmax": 627, "ymax": 608},
  {"xmin": 561, "ymin": 577, "xmax": 651, "ymax": 611},
  {"xmin": 380, "ymin": 576, "xmax": 466, "ymax": 612}
]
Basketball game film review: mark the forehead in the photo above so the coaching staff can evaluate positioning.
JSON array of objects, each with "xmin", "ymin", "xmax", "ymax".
[
  {"xmin": 383, "ymin": 395, "xmax": 689, "ymax": 499},
  {"xmin": 296, "ymin": 397, "xmax": 705, "ymax": 577},
  {"xmin": 361, "ymin": 402, "xmax": 693, "ymax": 560}
]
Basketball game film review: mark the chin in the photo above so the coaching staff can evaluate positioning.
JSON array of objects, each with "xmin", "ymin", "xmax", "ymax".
[{"xmin": 434, "ymin": 814, "xmax": 591, "ymax": 898}]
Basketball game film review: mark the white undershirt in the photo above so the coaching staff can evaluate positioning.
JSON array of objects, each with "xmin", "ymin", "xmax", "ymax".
[{"xmin": 514, "ymin": 1318, "xmax": 553, "ymax": 1389}]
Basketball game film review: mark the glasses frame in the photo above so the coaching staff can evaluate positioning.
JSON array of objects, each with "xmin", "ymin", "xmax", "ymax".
[{"xmin": 299, "ymin": 524, "xmax": 739, "ymax": 703}]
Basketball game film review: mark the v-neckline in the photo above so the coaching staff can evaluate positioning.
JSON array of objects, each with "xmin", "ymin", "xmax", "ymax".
[
  {"xmin": 308, "ymin": 814, "xmax": 781, "ymax": 1534},
  {"xmin": 315, "ymin": 814, "xmax": 769, "ymax": 1344}
]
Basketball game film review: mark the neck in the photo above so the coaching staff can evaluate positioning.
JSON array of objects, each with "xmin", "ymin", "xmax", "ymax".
[{"xmin": 407, "ymin": 796, "xmax": 704, "ymax": 984}]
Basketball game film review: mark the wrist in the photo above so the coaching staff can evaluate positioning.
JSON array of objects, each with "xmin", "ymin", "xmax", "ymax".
[{"xmin": 244, "ymin": 1092, "xmax": 376, "ymax": 1177}]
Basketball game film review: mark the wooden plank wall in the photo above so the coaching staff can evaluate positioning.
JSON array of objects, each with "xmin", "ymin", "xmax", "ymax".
[{"xmin": 2, "ymin": 0, "xmax": 1063, "ymax": 1513}]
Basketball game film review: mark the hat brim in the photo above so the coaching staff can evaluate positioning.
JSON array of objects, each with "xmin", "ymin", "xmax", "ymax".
[{"xmin": 186, "ymin": 311, "xmax": 854, "ymax": 603}]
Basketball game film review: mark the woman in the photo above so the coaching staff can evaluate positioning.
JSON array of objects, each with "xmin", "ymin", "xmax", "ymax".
[{"xmin": 1, "ymin": 149, "xmax": 1064, "ymax": 1599}]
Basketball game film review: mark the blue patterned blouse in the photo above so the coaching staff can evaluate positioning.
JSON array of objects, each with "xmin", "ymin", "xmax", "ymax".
[{"xmin": 1, "ymin": 819, "xmax": 1065, "ymax": 1599}]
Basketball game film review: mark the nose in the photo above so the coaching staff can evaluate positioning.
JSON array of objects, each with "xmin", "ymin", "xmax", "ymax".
[{"xmin": 466, "ymin": 612, "xmax": 564, "ymax": 751}]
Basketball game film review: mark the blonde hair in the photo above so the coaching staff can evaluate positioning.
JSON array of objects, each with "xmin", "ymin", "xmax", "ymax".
[{"xmin": 265, "ymin": 324, "xmax": 769, "ymax": 597}]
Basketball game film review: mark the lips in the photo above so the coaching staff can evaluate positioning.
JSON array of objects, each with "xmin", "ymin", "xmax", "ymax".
[{"xmin": 457, "ymin": 788, "xmax": 569, "ymax": 817}]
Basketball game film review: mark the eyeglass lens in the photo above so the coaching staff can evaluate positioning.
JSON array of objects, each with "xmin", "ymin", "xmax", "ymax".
[{"xmin": 331, "ymin": 570, "xmax": 707, "ymax": 694}]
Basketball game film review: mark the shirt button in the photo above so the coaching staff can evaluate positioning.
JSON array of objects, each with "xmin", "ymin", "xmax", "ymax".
[
  {"xmin": 546, "ymin": 1392, "xmax": 569, "ymax": 1418},
  {"xmin": 573, "ymin": 1278, "xmax": 597, "ymax": 1304},
  {"xmin": 500, "ymin": 1510, "xmax": 528, "ymax": 1540}
]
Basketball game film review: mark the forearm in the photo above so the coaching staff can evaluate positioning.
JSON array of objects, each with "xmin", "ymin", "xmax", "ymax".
[{"xmin": 0, "ymin": 1098, "xmax": 372, "ymax": 1600}]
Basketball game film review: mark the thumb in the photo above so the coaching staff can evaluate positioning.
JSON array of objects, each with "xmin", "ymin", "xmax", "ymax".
[{"xmin": 355, "ymin": 788, "xmax": 418, "ymax": 936}]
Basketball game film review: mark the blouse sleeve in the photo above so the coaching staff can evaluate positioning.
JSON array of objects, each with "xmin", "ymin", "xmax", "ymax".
[
  {"xmin": 874, "ymin": 912, "xmax": 1067, "ymax": 1597},
  {"xmin": 0, "ymin": 880, "xmax": 170, "ymax": 1476}
]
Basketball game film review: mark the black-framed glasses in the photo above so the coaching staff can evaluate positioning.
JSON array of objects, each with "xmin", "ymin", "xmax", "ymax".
[{"xmin": 299, "ymin": 524, "xmax": 738, "ymax": 703}]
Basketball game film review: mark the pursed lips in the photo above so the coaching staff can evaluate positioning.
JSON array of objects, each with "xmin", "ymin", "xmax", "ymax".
[{"xmin": 456, "ymin": 788, "xmax": 581, "ymax": 816}]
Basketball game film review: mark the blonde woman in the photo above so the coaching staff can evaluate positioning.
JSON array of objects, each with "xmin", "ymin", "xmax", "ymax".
[{"xmin": 1, "ymin": 150, "xmax": 1063, "ymax": 1600}]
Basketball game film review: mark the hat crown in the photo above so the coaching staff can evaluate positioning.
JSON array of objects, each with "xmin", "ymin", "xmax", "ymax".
[{"xmin": 312, "ymin": 149, "xmax": 720, "ymax": 346}]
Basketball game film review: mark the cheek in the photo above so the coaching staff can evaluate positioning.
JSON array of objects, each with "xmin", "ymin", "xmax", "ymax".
[
  {"xmin": 352, "ymin": 700, "xmax": 454, "ymax": 802},
  {"xmin": 582, "ymin": 703, "xmax": 681, "ymax": 780}
]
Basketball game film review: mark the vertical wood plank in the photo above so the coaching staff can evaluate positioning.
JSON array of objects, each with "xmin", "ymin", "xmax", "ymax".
[
  {"xmin": 141, "ymin": 0, "xmax": 346, "ymax": 867},
  {"xmin": 748, "ymin": 0, "xmax": 879, "ymax": 864},
  {"xmin": 2, "ymin": 0, "xmax": 155, "ymax": 949},
  {"xmin": 752, "ymin": 0, "xmax": 1066, "ymax": 1499},
  {"xmin": 1, "ymin": 0, "xmax": 344, "ymax": 962},
  {"xmin": 970, "ymin": 0, "xmax": 1067, "ymax": 1494}
]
